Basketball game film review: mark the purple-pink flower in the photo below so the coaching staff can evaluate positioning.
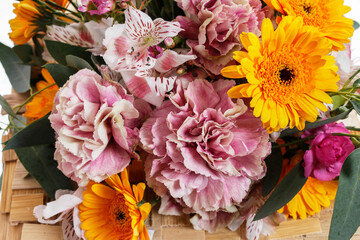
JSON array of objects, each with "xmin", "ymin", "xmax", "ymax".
[
  {"xmin": 140, "ymin": 79, "xmax": 270, "ymax": 214},
  {"xmin": 50, "ymin": 69, "xmax": 145, "ymax": 186},
  {"xmin": 78, "ymin": 0, "xmax": 114, "ymax": 15},
  {"xmin": 175, "ymin": 0, "xmax": 265, "ymax": 75},
  {"xmin": 302, "ymin": 122, "xmax": 355, "ymax": 181}
]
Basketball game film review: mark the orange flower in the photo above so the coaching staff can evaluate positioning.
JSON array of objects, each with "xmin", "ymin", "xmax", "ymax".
[
  {"xmin": 24, "ymin": 69, "xmax": 59, "ymax": 122},
  {"xmin": 79, "ymin": 169, "xmax": 151, "ymax": 240},
  {"xmin": 9, "ymin": 0, "xmax": 42, "ymax": 44},
  {"xmin": 9, "ymin": 0, "xmax": 70, "ymax": 44},
  {"xmin": 277, "ymin": 152, "xmax": 338, "ymax": 219}
]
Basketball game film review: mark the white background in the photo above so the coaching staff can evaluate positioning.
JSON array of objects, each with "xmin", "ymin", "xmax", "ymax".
[{"xmin": 1, "ymin": 1, "xmax": 360, "ymax": 182}]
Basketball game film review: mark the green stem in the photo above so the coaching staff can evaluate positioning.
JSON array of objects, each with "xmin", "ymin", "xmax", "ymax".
[
  {"xmin": 44, "ymin": 0, "xmax": 82, "ymax": 17},
  {"xmin": 149, "ymin": 197, "xmax": 161, "ymax": 207},
  {"xmin": 272, "ymin": 136, "xmax": 315, "ymax": 149},
  {"xmin": 332, "ymin": 133, "xmax": 360, "ymax": 138},
  {"xmin": 342, "ymin": 67, "xmax": 360, "ymax": 89},
  {"xmin": 13, "ymin": 83, "xmax": 56, "ymax": 114}
]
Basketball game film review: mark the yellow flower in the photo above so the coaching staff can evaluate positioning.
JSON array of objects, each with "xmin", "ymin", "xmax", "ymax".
[
  {"xmin": 79, "ymin": 169, "xmax": 151, "ymax": 240},
  {"xmin": 24, "ymin": 69, "xmax": 59, "ymax": 122},
  {"xmin": 277, "ymin": 156, "xmax": 338, "ymax": 219},
  {"xmin": 263, "ymin": 0, "xmax": 353, "ymax": 51},
  {"xmin": 222, "ymin": 16, "xmax": 339, "ymax": 133},
  {"xmin": 9, "ymin": 0, "xmax": 42, "ymax": 44}
]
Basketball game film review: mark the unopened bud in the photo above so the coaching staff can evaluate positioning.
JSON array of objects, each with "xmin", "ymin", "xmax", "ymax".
[
  {"xmin": 164, "ymin": 37, "xmax": 175, "ymax": 48},
  {"xmin": 177, "ymin": 67, "xmax": 185, "ymax": 74},
  {"xmin": 119, "ymin": 2, "xmax": 128, "ymax": 9}
]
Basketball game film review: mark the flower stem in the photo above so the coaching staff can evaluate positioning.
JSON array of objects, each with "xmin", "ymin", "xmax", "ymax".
[
  {"xmin": 13, "ymin": 83, "xmax": 56, "ymax": 114},
  {"xmin": 342, "ymin": 67, "xmax": 360, "ymax": 89},
  {"xmin": 44, "ymin": 0, "xmax": 82, "ymax": 17},
  {"xmin": 272, "ymin": 136, "xmax": 315, "ymax": 149}
]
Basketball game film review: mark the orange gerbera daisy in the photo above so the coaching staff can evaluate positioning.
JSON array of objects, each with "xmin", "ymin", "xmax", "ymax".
[
  {"xmin": 222, "ymin": 16, "xmax": 339, "ymax": 133},
  {"xmin": 9, "ymin": 0, "xmax": 70, "ymax": 44},
  {"xmin": 24, "ymin": 69, "xmax": 59, "ymax": 122},
  {"xmin": 79, "ymin": 169, "xmax": 151, "ymax": 240},
  {"xmin": 263, "ymin": 0, "xmax": 353, "ymax": 51},
  {"xmin": 277, "ymin": 154, "xmax": 338, "ymax": 219},
  {"xmin": 9, "ymin": 0, "xmax": 42, "ymax": 44}
]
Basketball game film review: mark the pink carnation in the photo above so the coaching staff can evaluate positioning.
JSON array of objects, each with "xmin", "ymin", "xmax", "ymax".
[
  {"xmin": 140, "ymin": 79, "xmax": 270, "ymax": 214},
  {"xmin": 302, "ymin": 123, "xmax": 355, "ymax": 181},
  {"xmin": 175, "ymin": 0, "xmax": 265, "ymax": 75},
  {"xmin": 50, "ymin": 69, "xmax": 144, "ymax": 186}
]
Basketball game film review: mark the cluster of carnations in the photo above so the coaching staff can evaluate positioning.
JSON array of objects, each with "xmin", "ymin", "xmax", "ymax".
[{"xmin": 1, "ymin": 0, "xmax": 360, "ymax": 239}]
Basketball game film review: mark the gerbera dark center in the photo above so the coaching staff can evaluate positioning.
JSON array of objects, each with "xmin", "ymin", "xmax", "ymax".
[
  {"xmin": 278, "ymin": 66, "xmax": 295, "ymax": 85},
  {"xmin": 302, "ymin": 4, "xmax": 313, "ymax": 14},
  {"xmin": 115, "ymin": 210, "xmax": 126, "ymax": 220}
]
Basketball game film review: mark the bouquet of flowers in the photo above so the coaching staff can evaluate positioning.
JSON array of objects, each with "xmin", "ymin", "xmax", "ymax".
[{"xmin": 1, "ymin": 0, "xmax": 360, "ymax": 239}]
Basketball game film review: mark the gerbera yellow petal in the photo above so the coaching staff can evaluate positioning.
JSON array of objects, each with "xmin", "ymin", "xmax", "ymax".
[
  {"xmin": 227, "ymin": 84, "xmax": 251, "ymax": 98},
  {"xmin": 261, "ymin": 18, "xmax": 274, "ymax": 48},
  {"xmin": 233, "ymin": 51, "xmax": 249, "ymax": 63},
  {"xmin": 221, "ymin": 65, "xmax": 245, "ymax": 79},
  {"xmin": 91, "ymin": 184, "xmax": 116, "ymax": 200}
]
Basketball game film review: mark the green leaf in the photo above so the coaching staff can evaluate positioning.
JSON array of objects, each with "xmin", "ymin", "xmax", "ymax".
[
  {"xmin": 354, "ymin": 21, "xmax": 360, "ymax": 30},
  {"xmin": 44, "ymin": 63, "xmax": 77, "ymax": 87},
  {"xmin": 280, "ymin": 109, "xmax": 352, "ymax": 137},
  {"xmin": 45, "ymin": 40, "xmax": 92, "ymax": 66},
  {"xmin": 0, "ymin": 42, "xmax": 31, "ymax": 93},
  {"xmin": 254, "ymin": 160, "xmax": 307, "ymax": 221},
  {"xmin": 4, "ymin": 114, "xmax": 55, "ymax": 150},
  {"xmin": 330, "ymin": 148, "xmax": 360, "ymax": 240},
  {"xmin": 66, "ymin": 55, "xmax": 93, "ymax": 70},
  {"xmin": 9, "ymin": 114, "xmax": 27, "ymax": 134},
  {"xmin": 15, "ymin": 144, "xmax": 72, "ymax": 198},
  {"xmin": 352, "ymin": 78, "xmax": 360, "ymax": 87},
  {"xmin": 350, "ymin": 100, "xmax": 360, "ymax": 116},
  {"xmin": 262, "ymin": 144, "xmax": 283, "ymax": 196},
  {"xmin": 12, "ymin": 44, "xmax": 33, "ymax": 63},
  {"xmin": 0, "ymin": 95, "xmax": 18, "ymax": 119},
  {"xmin": 332, "ymin": 95, "xmax": 347, "ymax": 109}
]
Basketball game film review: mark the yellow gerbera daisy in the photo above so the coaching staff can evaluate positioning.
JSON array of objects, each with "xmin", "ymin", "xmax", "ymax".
[
  {"xmin": 222, "ymin": 16, "xmax": 339, "ymax": 133},
  {"xmin": 79, "ymin": 169, "xmax": 151, "ymax": 240},
  {"xmin": 277, "ymin": 156, "xmax": 338, "ymax": 219},
  {"xmin": 24, "ymin": 69, "xmax": 59, "ymax": 123},
  {"xmin": 263, "ymin": 0, "xmax": 353, "ymax": 51}
]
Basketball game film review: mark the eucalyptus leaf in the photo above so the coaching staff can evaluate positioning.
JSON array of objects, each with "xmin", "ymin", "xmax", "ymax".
[
  {"xmin": 12, "ymin": 44, "xmax": 33, "ymax": 63},
  {"xmin": 354, "ymin": 21, "xmax": 360, "ymax": 30},
  {"xmin": 280, "ymin": 109, "xmax": 352, "ymax": 137},
  {"xmin": 66, "ymin": 55, "xmax": 93, "ymax": 70},
  {"xmin": 0, "ymin": 95, "xmax": 18, "ymax": 119},
  {"xmin": 15, "ymin": 144, "xmax": 72, "ymax": 198},
  {"xmin": 254, "ymin": 160, "xmax": 307, "ymax": 221},
  {"xmin": 330, "ymin": 148, "xmax": 360, "ymax": 240},
  {"xmin": 0, "ymin": 42, "xmax": 31, "ymax": 93},
  {"xmin": 350, "ymin": 100, "xmax": 360, "ymax": 116},
  {"xmin": 45, "ymin": 40, "xmax": 92, "ymax": 66},
  {"xmin": 353, "ymin": 78, "xmax": 360, "ymax": 87},
  {"xmin": 262, "ymin": 144, "xmax": 283, "ymax": 196},
  {"xmin": 44, "ymin": 63, "xmax": 77, "ymax": 87},
  {"xmin": 4, "ymin": 114, "xmax": 55, "ymax": 150},
  {"xmin": 9, "ymin": 114, "xmax": 27, "ymax": 134}
]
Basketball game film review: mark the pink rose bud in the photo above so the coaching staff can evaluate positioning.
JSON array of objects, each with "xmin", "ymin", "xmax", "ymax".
[
  {"xmin": 164, "ymin": 37, "xmax": 175, "ymax": 48},
  {"xmin": 302, "ymin": 123, "xmax": 355, "ymax": 181}
]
